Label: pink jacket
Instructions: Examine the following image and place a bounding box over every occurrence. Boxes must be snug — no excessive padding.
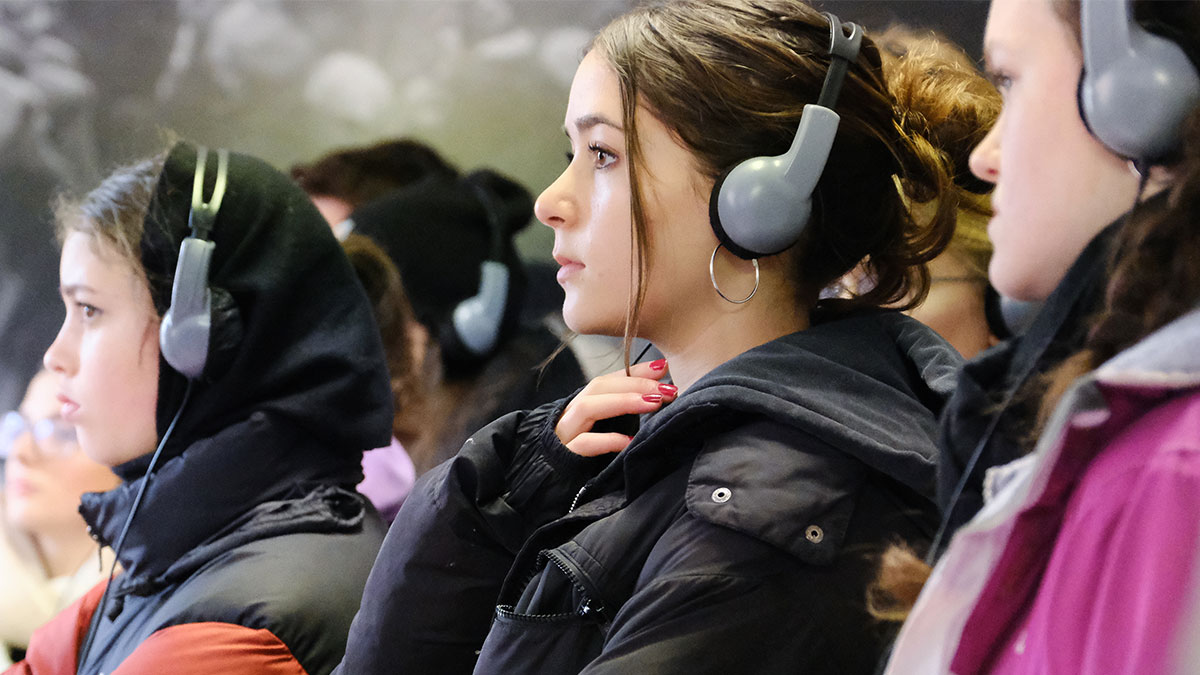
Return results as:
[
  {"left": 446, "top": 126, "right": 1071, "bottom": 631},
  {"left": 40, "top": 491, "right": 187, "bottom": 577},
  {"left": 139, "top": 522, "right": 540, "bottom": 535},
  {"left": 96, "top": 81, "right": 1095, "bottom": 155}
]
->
[{"left": 887, "top": 309, "right": 1200, "bottom": 674}]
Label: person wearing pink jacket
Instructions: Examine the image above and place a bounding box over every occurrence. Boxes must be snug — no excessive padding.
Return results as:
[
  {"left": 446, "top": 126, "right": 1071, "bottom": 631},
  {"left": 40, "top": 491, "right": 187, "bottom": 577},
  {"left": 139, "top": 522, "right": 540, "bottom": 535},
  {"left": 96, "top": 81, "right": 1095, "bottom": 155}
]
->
[{"left": 883, "top": 0, "right": 1200, "bottom": 672}]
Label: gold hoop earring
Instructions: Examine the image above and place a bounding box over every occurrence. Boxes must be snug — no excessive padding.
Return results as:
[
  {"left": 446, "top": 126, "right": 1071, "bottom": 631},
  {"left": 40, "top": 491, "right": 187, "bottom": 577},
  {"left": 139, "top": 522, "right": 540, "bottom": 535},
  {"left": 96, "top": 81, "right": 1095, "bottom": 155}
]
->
[{"left": 709, "top": 243, "right": 759, "bottom": 304}]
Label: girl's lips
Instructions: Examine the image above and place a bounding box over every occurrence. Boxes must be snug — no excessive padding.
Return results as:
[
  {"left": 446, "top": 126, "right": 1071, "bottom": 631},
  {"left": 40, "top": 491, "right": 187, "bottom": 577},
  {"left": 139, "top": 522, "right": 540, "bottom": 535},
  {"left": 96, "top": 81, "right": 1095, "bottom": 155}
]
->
[
  {"left": 553, "top": 254, "right": 584, "bottom": 283},
  {"left": 58, "top": 394, "right": 80, "bottom": 422},
  {"left": 556, "top": 262, "right": 584, "bottom": 283}
]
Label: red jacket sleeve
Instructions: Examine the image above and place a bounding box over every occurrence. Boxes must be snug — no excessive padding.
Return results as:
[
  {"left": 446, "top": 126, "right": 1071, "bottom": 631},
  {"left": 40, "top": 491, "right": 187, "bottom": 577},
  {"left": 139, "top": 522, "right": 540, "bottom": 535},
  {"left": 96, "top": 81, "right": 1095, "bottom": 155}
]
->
[
  {"left": 4, "top": 582, "right": 306, "bottom": 675},
  {"left": 112, "top": 623, "right": 307, "bottom": 675},
  {"left": 3, "top": 580, "right": 107, "bottom": 675}
]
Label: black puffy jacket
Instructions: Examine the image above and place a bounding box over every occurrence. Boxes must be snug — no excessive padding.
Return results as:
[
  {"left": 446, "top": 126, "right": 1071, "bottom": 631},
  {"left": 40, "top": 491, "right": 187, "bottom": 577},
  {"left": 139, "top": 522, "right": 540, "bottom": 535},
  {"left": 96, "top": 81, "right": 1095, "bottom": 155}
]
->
[{"left": 338, "top": 310, "right": 962, "bottom": 674}]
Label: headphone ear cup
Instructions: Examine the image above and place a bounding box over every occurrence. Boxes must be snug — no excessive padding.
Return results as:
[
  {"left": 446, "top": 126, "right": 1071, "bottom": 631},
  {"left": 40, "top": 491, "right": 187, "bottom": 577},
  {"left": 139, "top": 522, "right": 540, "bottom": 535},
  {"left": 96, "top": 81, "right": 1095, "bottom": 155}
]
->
[
  {"left": 707, "top": 166, "right": 808, "bottom": 261},
  {"left": 450, "top": 261, "right": 510, "bottom": 358},
  {"left": 708, "top": 104, "right": 840, "bottom": 260},
  {"left": 1080, "top": 40, "right": 1200, "bottom": 160},
  {"left": 1079, "top": 0, "right": 1200, "bottom": 160},
  {"left": 159, "top": 237, "right": 214, "bottom": 380}
]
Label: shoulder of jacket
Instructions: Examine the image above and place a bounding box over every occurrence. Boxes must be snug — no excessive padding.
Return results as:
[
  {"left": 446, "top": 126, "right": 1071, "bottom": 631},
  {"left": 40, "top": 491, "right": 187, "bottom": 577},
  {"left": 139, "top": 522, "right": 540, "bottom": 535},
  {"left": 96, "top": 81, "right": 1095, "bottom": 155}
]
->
[
  {"left": 116, "top": 622, "right": 306, "bottom": 674},
  {"left": 685, "top": 419, "right": 865, "bottom": 565},
  {"left": 151, "top": 521, "right": 380, "bottom": 674}
]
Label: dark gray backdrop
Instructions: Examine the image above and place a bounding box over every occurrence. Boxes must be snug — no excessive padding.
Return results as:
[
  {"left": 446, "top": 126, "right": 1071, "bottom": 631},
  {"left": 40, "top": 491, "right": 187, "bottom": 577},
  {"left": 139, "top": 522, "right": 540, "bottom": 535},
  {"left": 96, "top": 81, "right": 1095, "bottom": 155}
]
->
[{"left": 0, "top": 0, "right": 988, "bottom": 411}]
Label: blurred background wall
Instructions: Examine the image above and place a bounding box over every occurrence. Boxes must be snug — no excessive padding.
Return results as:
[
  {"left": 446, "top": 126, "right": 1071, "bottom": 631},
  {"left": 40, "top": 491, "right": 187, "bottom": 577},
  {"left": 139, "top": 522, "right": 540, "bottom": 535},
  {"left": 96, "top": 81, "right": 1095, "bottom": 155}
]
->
[{"left": 0, "top": 0, "right": 988, "bottom": 411}]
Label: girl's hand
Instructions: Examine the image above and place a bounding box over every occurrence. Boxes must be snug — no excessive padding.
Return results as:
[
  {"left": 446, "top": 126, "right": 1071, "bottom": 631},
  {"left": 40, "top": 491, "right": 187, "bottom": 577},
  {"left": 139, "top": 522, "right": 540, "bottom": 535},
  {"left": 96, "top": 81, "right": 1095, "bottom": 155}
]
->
[{"left": 556, "top": 359, "right": 677, "bottom": 456}]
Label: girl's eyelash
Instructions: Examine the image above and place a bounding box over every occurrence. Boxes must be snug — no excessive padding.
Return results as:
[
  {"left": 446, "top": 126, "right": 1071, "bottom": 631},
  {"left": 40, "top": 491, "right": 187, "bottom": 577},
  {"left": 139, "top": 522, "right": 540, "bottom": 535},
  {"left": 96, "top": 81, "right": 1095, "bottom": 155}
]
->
[
  {"left": 986, "top": 69, "right": 1012, "bottom": 90},
  {"left": 589, "top": 144, "right": 617, "bottom": 168},
  {"left": 565, "top": 144, "right": 618, "bottom": 167}
]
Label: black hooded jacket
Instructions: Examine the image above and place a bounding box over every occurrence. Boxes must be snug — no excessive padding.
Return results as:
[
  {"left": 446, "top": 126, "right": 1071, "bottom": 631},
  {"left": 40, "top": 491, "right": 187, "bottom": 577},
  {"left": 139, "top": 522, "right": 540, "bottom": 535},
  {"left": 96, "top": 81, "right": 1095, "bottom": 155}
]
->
[
  {"left": 14, "top": 143, "right": 393, "bottom": 675},
  {"left": 337, "top": 310, "right": 962, "bottom": 674}
]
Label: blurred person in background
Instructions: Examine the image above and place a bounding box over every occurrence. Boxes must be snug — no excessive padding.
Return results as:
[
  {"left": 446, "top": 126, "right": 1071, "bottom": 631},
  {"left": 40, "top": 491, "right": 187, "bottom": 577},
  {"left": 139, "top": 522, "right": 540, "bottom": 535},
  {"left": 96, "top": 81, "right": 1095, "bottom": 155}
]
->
[
  {"left": 342, "top": 233, "right": 422, "bottom": 522},
  {"left": 838, "top": 25, "right": 1002, "bottom": 359},
  {"left": 295, "top": 141, "right": 586, "bottom": 473},
  {"left": 290, "top": 137, "right": 458, "bottom": 234},
  {"left": 0, "top": 369, "right": 118, "bottom": 668}
]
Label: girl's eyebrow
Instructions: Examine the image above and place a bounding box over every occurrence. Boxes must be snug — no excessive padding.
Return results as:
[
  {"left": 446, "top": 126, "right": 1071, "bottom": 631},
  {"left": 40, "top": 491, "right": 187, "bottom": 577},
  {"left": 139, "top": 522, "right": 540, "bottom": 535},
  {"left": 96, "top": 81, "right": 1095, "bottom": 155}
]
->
[
  {"left": 981, "top": 41, "right": 1014, "bottom": 73},
  {"left": 567, "top": 112, "right": 624, "bottom": 134},
  {"left": 59, "top": 283, "right": 97, "bottom": 298}
]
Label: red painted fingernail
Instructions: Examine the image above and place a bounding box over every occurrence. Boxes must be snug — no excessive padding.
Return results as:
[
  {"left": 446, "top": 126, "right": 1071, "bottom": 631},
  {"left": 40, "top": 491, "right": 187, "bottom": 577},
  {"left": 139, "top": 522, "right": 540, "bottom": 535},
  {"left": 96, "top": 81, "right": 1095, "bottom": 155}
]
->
[
  {"left": 649, "top": 358, "right": 667, "bottom": 371},
  {"left": 642, "top": 393, "right": 663, "bottom": 403},
  {"left": 658, "top": 383, "right": 678, "bottom": 396}
]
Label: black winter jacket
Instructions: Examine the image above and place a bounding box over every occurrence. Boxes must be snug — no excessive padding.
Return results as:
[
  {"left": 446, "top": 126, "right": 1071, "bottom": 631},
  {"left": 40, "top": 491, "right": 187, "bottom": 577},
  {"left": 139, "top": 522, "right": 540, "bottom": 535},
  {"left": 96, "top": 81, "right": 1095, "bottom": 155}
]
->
[{"left": 338, "top": 310, "right": 962, "bottom": 674}]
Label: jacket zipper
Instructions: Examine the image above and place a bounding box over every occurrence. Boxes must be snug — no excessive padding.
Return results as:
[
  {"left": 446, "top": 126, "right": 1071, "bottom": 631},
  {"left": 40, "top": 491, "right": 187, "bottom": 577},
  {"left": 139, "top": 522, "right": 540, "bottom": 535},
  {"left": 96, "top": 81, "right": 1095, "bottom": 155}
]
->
[
  {"left": 494, "top": 604, "right": 578, "bottom": 623},
  {"left": 568, "top": 483, "right": 589, "bottom": 513},
  {"left": 544, "top": 549, "right": 607, "bottom": 621},
  {"left": 495, "top": 551, "right": 605, "bottom": 623}
]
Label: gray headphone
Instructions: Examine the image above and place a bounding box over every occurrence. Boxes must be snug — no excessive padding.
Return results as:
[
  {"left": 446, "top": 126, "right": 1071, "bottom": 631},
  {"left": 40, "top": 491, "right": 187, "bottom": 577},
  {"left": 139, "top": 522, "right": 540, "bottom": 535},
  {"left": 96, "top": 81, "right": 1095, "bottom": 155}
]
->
[
  {"left": 1080, "top": 0, "right": 1200, "bottom": 162},
  {"left": 159, "top": 146, "right": 229, "bottom": 380},
  {"left": 708, "top": 12, "right": 863, "bottom": 260}
]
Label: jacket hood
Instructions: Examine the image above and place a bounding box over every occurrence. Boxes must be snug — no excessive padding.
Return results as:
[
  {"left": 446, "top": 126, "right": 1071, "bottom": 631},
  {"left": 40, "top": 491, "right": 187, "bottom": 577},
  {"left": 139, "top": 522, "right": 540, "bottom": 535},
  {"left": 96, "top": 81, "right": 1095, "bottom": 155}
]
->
[
  {"left": 626, "top": 310, "right": 962, "bottom": 496},
  {"left": 116, "top": 142, "right": 393, "bottom": 479}
]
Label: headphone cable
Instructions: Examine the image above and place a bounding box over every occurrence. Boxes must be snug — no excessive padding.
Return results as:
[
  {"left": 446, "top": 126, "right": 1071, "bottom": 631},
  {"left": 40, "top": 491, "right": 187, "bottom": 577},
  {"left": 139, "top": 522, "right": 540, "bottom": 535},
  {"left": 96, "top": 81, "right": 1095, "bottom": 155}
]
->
[{"left": 76, "top": 380, "right": 194, "bottom": 674}]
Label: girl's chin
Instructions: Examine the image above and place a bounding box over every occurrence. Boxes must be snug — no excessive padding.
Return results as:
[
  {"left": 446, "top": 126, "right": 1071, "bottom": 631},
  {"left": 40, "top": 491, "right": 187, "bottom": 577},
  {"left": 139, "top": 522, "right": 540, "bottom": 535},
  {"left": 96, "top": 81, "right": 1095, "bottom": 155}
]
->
[
  {"left": 562, "top": 296, "right": 629, "bottom": 336},
  {"left": 562, "top": 315, "right": 620, "bottom": 338}
]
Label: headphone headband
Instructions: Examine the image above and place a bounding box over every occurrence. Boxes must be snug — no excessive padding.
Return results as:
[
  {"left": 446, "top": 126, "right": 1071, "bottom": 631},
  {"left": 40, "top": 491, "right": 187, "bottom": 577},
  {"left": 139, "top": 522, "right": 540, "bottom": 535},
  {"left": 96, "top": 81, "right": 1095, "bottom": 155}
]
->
[
  {"left": 161, "top": 145, "right": 229, "bottom": 380},
  {"left": 817, "top": 13, "right": 863, "bottom": 108},
  {"left": 189, "top": 147, "right": 229, "bottom": 240},
  {"left": 1080, "top": 0, "right": 1132, "bottom": 68}
]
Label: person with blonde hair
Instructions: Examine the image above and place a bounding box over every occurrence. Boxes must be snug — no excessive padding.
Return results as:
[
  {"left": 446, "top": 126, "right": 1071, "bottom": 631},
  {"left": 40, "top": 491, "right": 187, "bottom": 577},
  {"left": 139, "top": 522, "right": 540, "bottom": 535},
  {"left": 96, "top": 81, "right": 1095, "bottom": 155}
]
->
[
  {"left": 0, "top": 369, "right": 118, "bottom": 667},
  {"left": 879, "top": 25, "right": 1002, "bottom": 359}
]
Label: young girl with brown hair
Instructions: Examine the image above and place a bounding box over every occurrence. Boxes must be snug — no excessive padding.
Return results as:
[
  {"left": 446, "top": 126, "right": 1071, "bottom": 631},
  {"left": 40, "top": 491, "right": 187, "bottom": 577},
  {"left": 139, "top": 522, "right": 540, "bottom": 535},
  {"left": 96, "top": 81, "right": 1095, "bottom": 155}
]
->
[{"left": 337, "top": 1, "right": 966, "bottom": 672}]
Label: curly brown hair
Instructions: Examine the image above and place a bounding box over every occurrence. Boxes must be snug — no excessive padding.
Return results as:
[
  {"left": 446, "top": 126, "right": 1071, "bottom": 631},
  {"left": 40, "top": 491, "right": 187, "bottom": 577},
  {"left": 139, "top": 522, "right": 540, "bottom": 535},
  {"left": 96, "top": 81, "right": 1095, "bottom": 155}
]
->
[{"left": 877, "top": 24, "right": 1000, "bottom": 284}]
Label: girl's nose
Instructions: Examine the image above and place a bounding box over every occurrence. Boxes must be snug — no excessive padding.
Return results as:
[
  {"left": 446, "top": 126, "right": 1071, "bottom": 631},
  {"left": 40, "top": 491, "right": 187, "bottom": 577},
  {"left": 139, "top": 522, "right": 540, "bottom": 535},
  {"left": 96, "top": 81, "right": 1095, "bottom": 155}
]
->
[
  {"left": 43, "top": 320, "right": 76, "bottom": 377},
  {"left": 535, "top": 168, "right": 576, "bottom": 230},
  {"left": 968, "top": 121, "right": 1001, "bottom": 184}
]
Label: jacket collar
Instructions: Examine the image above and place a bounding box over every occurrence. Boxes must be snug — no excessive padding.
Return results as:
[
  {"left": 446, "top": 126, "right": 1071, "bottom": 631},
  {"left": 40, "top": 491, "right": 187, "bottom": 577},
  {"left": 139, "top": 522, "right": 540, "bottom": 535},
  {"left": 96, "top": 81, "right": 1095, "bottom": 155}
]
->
[
  {"left": 619, "top": 310, "right": 962, "bottom": 499},
  {"left": 80, "top": 411, "right": 362, "bottom": 586}
]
